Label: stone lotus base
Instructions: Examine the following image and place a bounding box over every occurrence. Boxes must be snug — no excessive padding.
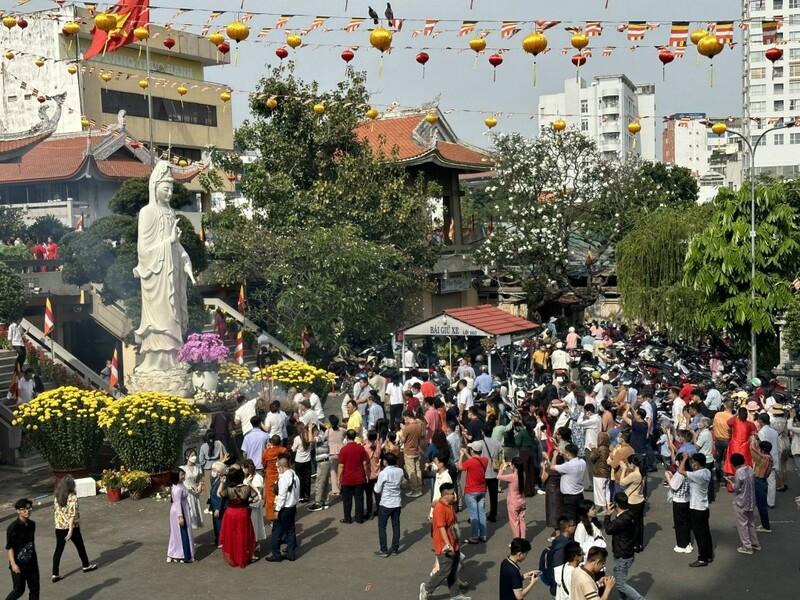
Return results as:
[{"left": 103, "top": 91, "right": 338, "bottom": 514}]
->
[{"left": 128, "top": 364, "right": 194, "bottom": 398}]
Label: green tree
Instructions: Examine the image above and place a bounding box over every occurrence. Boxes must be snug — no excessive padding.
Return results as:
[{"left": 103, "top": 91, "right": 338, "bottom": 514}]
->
[
  {"left": 27, "top": 215, "right": 70, "bottom": 243},
  {"left": 684, "top": 181, "right": 800, "bottom": 338},
  {"left": 617, "top": 205, "right": 711, "bottom": 336},
  {"left": 212, "top": 67, "right": 437, "bottom": 355},
  {"left": 107, "top": 177, "right": 193, "bottom": 216},
  {"left": 0, "top": 206, "right": 27, "bottom": 243},
  {"left": 475, "top": 128, "right": 696, "bottom": 313},
  {"left": 0, "top": 261, "right": 26, "bottom": 322}
]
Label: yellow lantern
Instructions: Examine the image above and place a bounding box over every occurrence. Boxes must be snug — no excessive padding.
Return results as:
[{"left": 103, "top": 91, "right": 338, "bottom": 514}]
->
[
  {"left": 369, "top": 27, "right": 392, "bottom": 53},
  {"left": 226, "top": 21, "right": 249, "bottom": 43},
  {"left": 552, "top": 119, "right": 567, "bottom": 131},
  {"left": 34, "top": 57, "right": 45, "bottom": 68},
  {"left": 67, "top": 65, "right": 77, "bottom": 75},
  {"left": 571, "top": 33, "right": 589, "bottom": 51},
  {"left": 62, "top": 21, "right": 81, "bottom": 36},
  {"left": 522, "top": 33, "right": 548, "bottom": 56},
  {"left": 4, "top": 51, "right": 13, "bottom": 60},
  {"left": 81, "top": 116, "right": 90, "bottom": 128},
  {"left": 101, "top": 72, "right": 112, "bottom": 82},
  {"left": 425, "top": 113, "right": 438, "bottom": 124},
  {"left": 469, "top": 37, "right": 486, "bottom": 53},
  {"left": 138, "top": 79, "right": 149, "bottom": 90},
  {"left": 2, "top": 16, "right": 17, "bottom": 30},
  {"left": 133, "top": 26, "right": 149, "bottom": 42},
  {"left": 697, "top": 34, "right": 724, "bottom": 59},
  {"left": 711, "top": 122, "right": 727, "bottom": 136},
  {"left": 178, "top": 159, "right": 188, "bottom": 167},
  {"left": 177, "top": 85, "right": 188, "bottom": 97},
  {"left": 485, "top": 116, "right": 497, "bottom": 130},
  {"left": 286, "top": 34, "right": 302, "bottom": 49},
  {"left": 313, "top": 103, "right": 325, "bottom": 115},
  {"left": 627, "top": 121, "right": 641, "bottom": 134},
  {"left": 366, "top": 108, "right": 379, "bottom": 120},
  {"left": 209, "top": 32, "right": 225, "bottom": 46},
  {"left": 94, "top": 13, "right": 117, "bottom": 33},
  {"left": 220, "top": 91, "right": 231, "bottom": 103},
  {"left": 266, "top": 97, "right": 278, "bottom": 109},
  {"left": 690, "top": 29, "right": 708, "bottom": 46}
]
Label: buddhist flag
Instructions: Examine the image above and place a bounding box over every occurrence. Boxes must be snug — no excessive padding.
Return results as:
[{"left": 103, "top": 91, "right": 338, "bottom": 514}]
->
[
  {"left": 275, "top": 15, "right": 293, "bottom": 29},
  {"left": 669, "top": 21, "right": 689, "bottom": 47},
  {"left": 716, "top": 21, "right": 734, "bottom": 45},
  {"left": 301, "top": 328, "right": 311, "bottom": 354},
  {"left": 344, "top": 17, "right": 364, "bottom": 32},
  {"left": 586, "top": 21, "right": 603, "bottom": 37},
  {"left": 626, "top": 21, "right": 646, "bottom": 41},
  {"left": 309, "top": 16, "right": 327, "bottom": 32},
  {"left": 535, "top": 21, "right": 560, "bottom": 32},
  {"left": 83, "top": 0, "right": 150, "bottom": 60},
  {"left": 238, "top": 284, "right": 246, "bottom": 312},
  {"left": 109, "top": 348, "right": 119, "bottom": 388},
  {"left": 458, "top": 21, "right": 477, "bottom": 37},
  {"left": 75, "top": 214, "right": 84, "bottom": 232},
  {"left": 500, "top": 21, "right": 519, "bottom": 39},
  {"left": 762, "top": 20, "right": 778, "bottom": 44},
  {"left": 44, "top": 298, "right": 54, "bottom": 336},
  {"left": 423, "top": 20, "right": 438, "bottom": 36},
  {"left": 234, "top": 331, "right": 244, "bottom": 365},
  {"left": 8, "top": 363, "right": 20, "bottom": 399}
]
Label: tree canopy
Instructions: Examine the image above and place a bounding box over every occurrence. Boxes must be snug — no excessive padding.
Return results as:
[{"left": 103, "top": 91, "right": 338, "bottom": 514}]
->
[
  {"left": 211, "top": 67, "right": 437, "bottom": 356},
  {"left": 0, "top": 261, "right": 26, "bottom": 323},
  {"left": 108, "top": 177, "right": 193, "bottom": 216}
]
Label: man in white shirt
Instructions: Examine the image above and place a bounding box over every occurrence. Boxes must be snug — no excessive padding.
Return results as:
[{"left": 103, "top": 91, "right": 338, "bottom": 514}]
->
[
  {"left": 385, "top": 378, "right": 405, "bottom": 430},
  {"left": 8, "top": 318, "right": 25, "bottom": 369},
  {"left": 268, "top": 457, "right": 300, "bottom": 562},
  {"left": 670, "top": 387, "right": 686, "bottom": 427},
  {"left": 457, "top": 379, "right": 474, "bottom": 420},
  {"left": 403, "top": 373, "right": 422, "bottom": 392},
  {"left": 263, "top": 400, "right": 288, "bottom": 440},
  {"left": 551, "top": 342, "right": 570, "bottom": 372},
  {"left": 554, "top": 542, "right": 584, "bottom": 600},
  {"left": 403, "top": 346, "right": 417, "bottom": 369},
  {"left": 234, "top": 396, "right": 258, "bottom": 435},
  {"left": 16, "top": 369, "right": 37, "bottom": 405},
  {"left": 301, "top": 388, "right": 324, "bottom": 422},
  {"left": 576, "top": 403, "right": 601, "bottom": 452},
  {"left": 374, "top": 453, "right": 404, "bottom": 556},
  {"left": 552, "top": 444, "right": 586, "bottom": 521}
]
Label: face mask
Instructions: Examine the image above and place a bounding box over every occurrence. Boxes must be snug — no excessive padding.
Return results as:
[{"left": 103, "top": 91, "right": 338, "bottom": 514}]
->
[{"left": 188, "top": 456, "right": 197, "bottom": 464}]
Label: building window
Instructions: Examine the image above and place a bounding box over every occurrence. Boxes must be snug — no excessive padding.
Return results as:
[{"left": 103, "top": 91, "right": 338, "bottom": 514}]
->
[
  {"left": 774, "top": 83, "right": 785, "bottom": 94},
  {"left": 580, "top": 100, "right": 588, "bottom": 114},
  {"left": 790, "top": 64, "right": 800, "bottom": 78},
  {"left": 790, "top": 30, "right": 800, "bottom": 42},
  {"left": 790, "top": 99, "right": 800, "bottom": 110},
  {"left": 100, "top": 89, "right": 218, "bottom": 127},
  {"left": 7, "top": 96, "right": 16, "bottom": 102},
  {"left": 774, "top": 66, "right": 784, "bottom": 78},
  {"left": 775, "top": 100, "right": 785, "bottom": 111},
  {"left": 774, "top": 0, "right": 783, "bottom": 9},
  {"left": 790, "top": 132, "right": 800, "bottom": 144},
  {"left": 581, "top": 119, "right": 589, "bottom": 131},
  {"left": 774, "top": 133, "right": 784, "bottom": 145},
  {"left": 751, "top": 67, "right": 767, "bottom": 79},
  {"left": 751, "top": 101, "right": 767, "bottom": 112},
  {"left": 789, "top": 0, "right": 799, "bottom": 8},
  {"left": 751, "top": 51, "right": 765, "bottom": 63},
  {"left": 751, "top": 84, "right": 767, "bottom": 96},
  {"left": 790, "top": 48, "right": 800, "bottom": 60},
  {"left": 790, "top": 81, "right": 800, "bottom": 93}
]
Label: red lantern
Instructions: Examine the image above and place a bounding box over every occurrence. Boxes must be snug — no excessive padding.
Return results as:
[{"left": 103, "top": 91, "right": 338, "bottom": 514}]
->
[
  {"left": 488, "top": 53, "right": 503, "bottom": 82},
  {"left": 217, "top": 42, "right": 230, "bottom": 55},
  {"left": 658, "top": 49, "right": 675, "bottom": 81},
  {"left": 341, "top": 48, "right": 354, "bottom": 74},
  {"left": 227, "top": 174, "right": 237, "bottom": 182},
  {"left": 163, "top": 37, "right": 175, "bottom": 50},
  {"left": 416, "top": 51, "right": 429, "bottom": 78},
  {"left": 766, "top": 47, "right": 783, "bottom": 63},
  {"left": 37, "top": 95, "right": 46, "bottom": 103},
  {"left": 276, "top": 46, "right": 289, "bottom": 60},
  {"left": 17, "top": 18, "right": 27, "bottom": 30},
  {"left": 571, "top": 53, "right": 587, "bottom": 68}
]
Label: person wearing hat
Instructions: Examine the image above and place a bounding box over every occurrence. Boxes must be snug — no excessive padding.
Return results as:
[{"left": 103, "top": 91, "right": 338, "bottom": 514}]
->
[
  {"left": 551, "top": 342, "right": 569, "bottom": 376},
  {"left": 459, "top": 441, "right": 488, "bottom": 543},
  {"left": 566, "top": 326, "right": 580, "bottom": 351}
]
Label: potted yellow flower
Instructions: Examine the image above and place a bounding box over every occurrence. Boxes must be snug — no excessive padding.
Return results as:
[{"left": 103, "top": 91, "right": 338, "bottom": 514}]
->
[
  {"left": 97, "top": 391, "right": 199, "bottom": 491},
  {"left": 121, "top": 470, "right": 151, "bottom": 500},
  {"left": 11, "top": 386, "right": 112, "bottom": 486},
  {"left": 257, "top": 360, "right": 336, "bottom": 400}
]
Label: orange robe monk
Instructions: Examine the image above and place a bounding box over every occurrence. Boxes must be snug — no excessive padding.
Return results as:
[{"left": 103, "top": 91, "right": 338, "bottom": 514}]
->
[{"left": 262, "top": 444, "right": 285, "bottom": 521}]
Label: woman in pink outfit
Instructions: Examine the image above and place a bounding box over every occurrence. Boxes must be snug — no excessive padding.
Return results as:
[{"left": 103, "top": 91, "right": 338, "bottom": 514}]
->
[{"left": 498, "top": 457, "right": 527, "bottom": 539}]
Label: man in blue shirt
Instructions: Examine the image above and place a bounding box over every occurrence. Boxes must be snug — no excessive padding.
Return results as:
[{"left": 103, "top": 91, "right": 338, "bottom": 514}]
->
[
  {"left": 374, "top": 453, "right": 404, "bottom": 556},
  {"left": 474, "top": 366, "right": 493, "bottom": 396},
  {"left": 240, "top": 416, "right": 270, "bottom": 472}
]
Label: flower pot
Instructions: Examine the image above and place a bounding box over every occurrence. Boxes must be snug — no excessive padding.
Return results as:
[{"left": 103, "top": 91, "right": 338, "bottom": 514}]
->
[
  {"left": 52, "top": 468, "right": 90, "bottom": 492},
  {"left": 192, "top": 371, "right": 219, "bottom": 395},
  {"left": 146, "top": 470, "right": 175, "bottom": 494},
  {"left": 129, "top": 489, "right": 144, "bottom": 501},
  {"left": 106, "top": 487, "right": 123, "bottom": 503}
]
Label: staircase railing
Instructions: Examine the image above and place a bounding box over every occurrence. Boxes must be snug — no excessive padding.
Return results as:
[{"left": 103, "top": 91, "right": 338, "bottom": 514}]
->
[
  {"left": 21, "top": 318, "right": 120, "bottom": 397},
  {"left": 203, "top": 298, "right": 305, "bottom": 363}
]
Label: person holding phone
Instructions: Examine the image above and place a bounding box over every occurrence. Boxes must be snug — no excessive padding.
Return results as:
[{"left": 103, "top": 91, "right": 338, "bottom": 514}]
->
[
  {"left": 500, "top": 537, "right": 540, "bottom": 600},
  {"left": 419, "top": 483, "right": 468, "bottom": 600}
]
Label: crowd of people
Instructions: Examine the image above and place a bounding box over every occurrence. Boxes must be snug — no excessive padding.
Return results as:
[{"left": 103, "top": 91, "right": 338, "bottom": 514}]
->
[{"left": 6, "top": 320, "right": 800, "bottom": 599}]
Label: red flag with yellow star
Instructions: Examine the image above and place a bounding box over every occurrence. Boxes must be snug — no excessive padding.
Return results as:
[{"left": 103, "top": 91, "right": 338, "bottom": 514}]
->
[{"left": 83, "top": 0, "right": 150, "bottom": 60}]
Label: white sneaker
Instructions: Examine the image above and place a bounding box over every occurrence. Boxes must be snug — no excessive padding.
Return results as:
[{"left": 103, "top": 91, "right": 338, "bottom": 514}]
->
[
  {"left": 673, "top": 545, "right": 684, "bottom": 553},
  {"left": 682, "top": 545, "right": 693, "bottom": 554},
  {"left": 419, "top": 582, "right": 429, "bottom": 600}
]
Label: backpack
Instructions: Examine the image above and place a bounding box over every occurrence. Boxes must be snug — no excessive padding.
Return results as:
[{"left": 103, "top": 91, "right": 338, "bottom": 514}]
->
[{"left": 538, "top": 536, "right": 568, "bottom": 594}]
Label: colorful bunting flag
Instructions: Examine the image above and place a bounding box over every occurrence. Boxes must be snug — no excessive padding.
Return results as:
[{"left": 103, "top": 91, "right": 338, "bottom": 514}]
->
[
  {"left": 310, "top": 16, "right": 327, "bottom": 32},
  {"left": 586, "top": 21, "right": 603, "bottom": 37},
  {"left": 344, "top": 17, "right": 363, "bottom": 32},
  {"left": 459, "top": 21, "right": 477, "bottom": 37},
  {"left": 238, "top": 284, "right": 246, "bottom": 312},
  {"left": 234, "top": 331, "right": 244, "bottom": 364},
  {"left": 715, "top": 21, "right": 734, "bottom": 44},
  {"left": 423, "top": 20, "right": 438, "bottom": 36},
  {"left": 669, "top": 21, "right": 689, "bottom": 47},
  {"left": 257, "top": 27, "right": 270, "bottom": 38},
  {"left": 109, "top": 348, "right": 119, "bottom": 388},
  {"left": 44, "top": 298, "right": 54, "bottom": 336},
  {"left": 500, "top": 21, "right": 519, "bottom": 39},
  {"left": 275, "top": 15, "right": 293, "bottom": 29},
  {"left": 761, "top": 20, "right": 778, "bottom": 44},
  {"left": 626, "top": 22, "right": 646, "bottom": 41},
  {"left": 535, "top": 21, "right": 560, "bottom": 32}
]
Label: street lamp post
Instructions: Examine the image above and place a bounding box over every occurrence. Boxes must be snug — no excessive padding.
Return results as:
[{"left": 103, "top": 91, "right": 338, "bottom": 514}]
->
[{"left": 709, "top": 119, "right": 795, "bottom": 380}]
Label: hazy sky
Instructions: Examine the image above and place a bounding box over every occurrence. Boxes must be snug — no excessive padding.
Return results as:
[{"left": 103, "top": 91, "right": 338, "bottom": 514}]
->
[{"left": 23, "top": 0, "right": 744, "bottom": 149}]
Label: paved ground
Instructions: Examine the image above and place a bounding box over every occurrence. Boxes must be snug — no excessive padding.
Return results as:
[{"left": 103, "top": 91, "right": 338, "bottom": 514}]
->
[{"left": 0, "top": 463, "right": 797, "bottom": 600}]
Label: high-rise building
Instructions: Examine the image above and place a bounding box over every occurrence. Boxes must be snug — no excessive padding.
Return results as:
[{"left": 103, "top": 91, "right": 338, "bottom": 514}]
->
[
  {"left": 537, "top": 75, "right": 656, "bottom": 162},
  {"left": 0, "top": 6, "right": 233, "bottom": 163},
  {"left": 746, "top": 0, "right": 800, "bottom": 177}
]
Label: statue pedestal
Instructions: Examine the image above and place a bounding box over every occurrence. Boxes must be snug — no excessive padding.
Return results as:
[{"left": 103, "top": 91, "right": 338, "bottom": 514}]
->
[{"left": 128, "top": 363, "right": 194, "bottom": 398}]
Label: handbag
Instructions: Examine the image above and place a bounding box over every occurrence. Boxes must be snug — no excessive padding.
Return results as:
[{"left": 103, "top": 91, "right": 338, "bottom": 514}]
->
[
  {"left": 483, "top": 439, "right": 504, "bottom": 472},
  {"left": 16, "top": 542, "right": 34, "bottom": 565}
]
